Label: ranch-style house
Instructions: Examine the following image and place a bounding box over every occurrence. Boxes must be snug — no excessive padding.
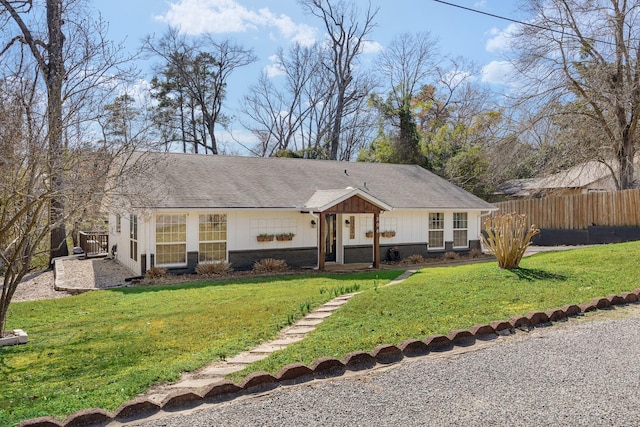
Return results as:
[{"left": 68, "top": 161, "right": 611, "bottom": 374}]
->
[{"left": 108, "top": 152, "right": 497, "bottom": 274}]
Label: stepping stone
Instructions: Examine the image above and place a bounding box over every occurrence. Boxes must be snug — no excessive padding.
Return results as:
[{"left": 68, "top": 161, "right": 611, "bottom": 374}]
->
[
  {"left": 315, "top": 306, "right": 338, "bottom": 312},
  {"left": 146, "top": 393, "right": 168, "bottom": 406},
  {"left": 305, "top": 312, "right": 333, "bottom": 319},
  {"left": 250, "top": 344, "right": 285, "bottom": 354},
  {"left": 323, "top": 300, "right": 348, "bottom": 307},
  {"left": 284, "top": 326, "right": 316, "bottom": 334},
  {"left": 295, "top": 319, "right": 323, "bottom": 326},
  {"left": 168, "top": 378, "right": 218, "bottom": 389},
  {"left": 227, "top": 353, "right": 270, "bottom": 364},
  {"left": 270, "top": 336, "right": 305, "bottom": 345},
  {"left": 200, "top": 364, "right": 247, "bottom": 376}
]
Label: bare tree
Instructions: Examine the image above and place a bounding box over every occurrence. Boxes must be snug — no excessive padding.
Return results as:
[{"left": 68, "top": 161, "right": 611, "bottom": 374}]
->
[
  {"left": 510, "top": 0, "right": 640, "bottom": 189},
  {"left": 0, "top": 0, "right": 69, "bottom": 260},
  {"left": 0, "top": 0, "right": 142, "bottom": 335},
  {"left": 299, "top": 0, "right": 378, "bottom": 159},
  {"left": 241, "top": 44, "right": 320, "bottom": 156},
  {"left": 0, "top": 0, "right": 138, "bottom": 260},
  {"left": 145, "top": 29, "right": 256, "bottom": 154}
]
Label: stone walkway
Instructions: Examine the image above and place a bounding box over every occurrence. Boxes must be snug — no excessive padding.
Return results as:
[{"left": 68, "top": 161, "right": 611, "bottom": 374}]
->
[{"left": 142, "top": 269, "right": 417, "bottom": 404}]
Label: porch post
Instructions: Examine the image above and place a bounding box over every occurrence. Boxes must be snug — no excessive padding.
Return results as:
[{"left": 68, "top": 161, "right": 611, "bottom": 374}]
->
[
  {"left": 318, "top": 212, "right": 325, "bottom": 271},
  {"left": 373, "top": 212, "right": 380, "bottom": 268}
]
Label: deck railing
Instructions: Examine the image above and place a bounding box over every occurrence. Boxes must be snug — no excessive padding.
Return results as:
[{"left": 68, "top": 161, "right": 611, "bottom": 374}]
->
[{"left": 79, "top": 231, "right": 109, "bottom": 257}]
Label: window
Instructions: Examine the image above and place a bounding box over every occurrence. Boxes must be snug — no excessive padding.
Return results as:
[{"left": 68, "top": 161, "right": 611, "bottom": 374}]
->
[
  {"left": 429, "top": 213, "right": 444, "bottom": 249},
  {"left": 116, "top": 214, "right": 121, "bottom": 233},
  {"left": 453, "top": 212, "right": 468, "bottom": 248},
  {"left": 156, "top": 214, "right": 186, "bottom": 265},
  {"left": 199, "top": 214, "right": 227, "bottom": 262},
  {"left": 129, "top": 214, "right": 138, "bottom": 261}
]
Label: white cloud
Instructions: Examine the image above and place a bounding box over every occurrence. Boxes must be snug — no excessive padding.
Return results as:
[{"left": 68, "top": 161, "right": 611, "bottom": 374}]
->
[
  {"left": 485, "top": 23, "right": 519, "bottom": 53},
  {"left": 361, "top": 40, "right": 383, "bottom": 55},
  {"left": 444, "top": 69, "right": 476, "bottom": 86},
  {"left": 473, "top": 1, "right": 487, "bottom": 8},
  {"left": 481, "top": 60, "right": 514, "bottom": 85},
  {"left": 265, "top": 55, "right": 286, "bottom": 78},
  {"left": 157, "top": 0, "right": 317, "bottom": 45},
  {"left": 126, "top": 79, "right": 153, "bottom": 106}
]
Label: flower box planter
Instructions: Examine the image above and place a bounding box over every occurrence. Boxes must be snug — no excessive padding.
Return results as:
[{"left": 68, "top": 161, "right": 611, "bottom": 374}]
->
[
  {"left": 366, "top": 231, "right": 396, "bottom": 238},
  {"left": 276, "top": 233, "right": 295, "bottom": 241},
  {"left": 256, "top": 234, "right": 275, "bottom": 242}
]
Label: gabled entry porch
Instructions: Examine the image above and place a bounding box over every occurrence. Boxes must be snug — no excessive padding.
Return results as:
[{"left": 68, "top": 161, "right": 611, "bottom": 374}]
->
[{"left": 303, "top": 188, "right": 393, "bottom": 271}]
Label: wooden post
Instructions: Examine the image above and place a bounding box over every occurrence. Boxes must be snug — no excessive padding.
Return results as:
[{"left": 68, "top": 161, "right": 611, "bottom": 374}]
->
[
  {"left": 373, "top": 212, "right": 380, "bottom": 268},
  {"left": 318, "top": 212, "right": 325, "bottom": 271}
]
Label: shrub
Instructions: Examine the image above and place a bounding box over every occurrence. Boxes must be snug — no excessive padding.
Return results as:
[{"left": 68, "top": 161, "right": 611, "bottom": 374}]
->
[
  {"left": 253, "top": 258, "right": 288, "bottom": 273},
  {"left": 481, "top": 212, "right": 540, "bottom": 269},
  {"left": 469, "top": 247, "right": 483, "bottom": 258},
  {"left": 443, "top": 251, "right": 459, "bottom": 260},
  {"left": 402, "top": 254, "right": 425, "bottom": 265},
  {"left": 145, "top": 267, "right": 167, "bottom": 279},
  {"left": 196, "top": 261, "right": 233, "bottom": 275}
]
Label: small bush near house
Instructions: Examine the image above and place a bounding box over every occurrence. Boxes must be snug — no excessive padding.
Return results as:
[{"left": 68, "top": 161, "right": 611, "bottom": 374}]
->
[
  {"left": 401, "top": 254, "right": 425, "bottom": 265},
  {"left": 469, "top": 247, "right": 483, "bottom": 258},
  {"left": 443, "top": 251, "right": 459, "bottom": 260},
  {"left": 146, "top": 267, "right": 167, "bottom": 278},
  {"left": 253, "top": 258, "right": 288, "bottom": 273},
  {"left": 196, "top": 261, "right": 233, "bottom": 275}
]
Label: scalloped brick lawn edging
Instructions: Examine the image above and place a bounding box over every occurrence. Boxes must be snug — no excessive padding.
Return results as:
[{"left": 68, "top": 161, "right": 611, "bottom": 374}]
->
[{"left": 17, "top": 288, "right": 640, "bottom": 427}]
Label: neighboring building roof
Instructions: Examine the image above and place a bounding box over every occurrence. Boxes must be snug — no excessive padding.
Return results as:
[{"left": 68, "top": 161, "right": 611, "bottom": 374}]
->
[
  {"left": 125, "top": 152, "right": 496, "bottom": 211},
  {"left": 497, "top": 159, "right": 635, "bottom": 198}
]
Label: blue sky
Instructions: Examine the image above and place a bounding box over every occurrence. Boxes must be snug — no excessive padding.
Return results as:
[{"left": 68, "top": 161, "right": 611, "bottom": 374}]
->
[{"left": 91, "top": 0, "right": 520, "bottom": 150}]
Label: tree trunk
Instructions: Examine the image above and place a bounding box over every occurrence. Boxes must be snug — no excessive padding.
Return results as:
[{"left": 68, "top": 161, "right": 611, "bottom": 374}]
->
[
  {"left": 618, "top": 129, "right": 636, "bottom": 190},
  {"left": 329, "top": 99, "right": 343, "bottom": 160},
  {"left": 47, "top": 0, "right": 68, "bottom": 261}
]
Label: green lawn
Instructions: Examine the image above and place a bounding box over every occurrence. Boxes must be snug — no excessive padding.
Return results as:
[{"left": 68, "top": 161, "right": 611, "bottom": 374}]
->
[
  {"left": 230, "top": 242, "right": 640, "bottom": 379},
  {"left": 2, "top": 242, "right": 640, "bottom": 426},
  {"left": 0, "top": 271, "right": 400, "bottom": 426}
]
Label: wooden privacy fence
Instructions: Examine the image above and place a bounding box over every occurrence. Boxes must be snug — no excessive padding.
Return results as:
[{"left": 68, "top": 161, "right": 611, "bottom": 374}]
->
[{"left": 494, "top": 188, "right": 640, "bottom": 230}]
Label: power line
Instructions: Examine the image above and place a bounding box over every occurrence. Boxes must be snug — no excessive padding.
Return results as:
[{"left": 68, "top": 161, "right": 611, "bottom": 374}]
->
[
  {"left": 433, "top": 0, "right": 551, "bottom": 32},
  {"left": 432, "top": 0, "right": 617, "bottom": 47}
]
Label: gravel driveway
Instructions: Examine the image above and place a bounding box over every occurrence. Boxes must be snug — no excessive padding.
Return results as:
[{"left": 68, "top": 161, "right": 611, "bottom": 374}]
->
[{"left": 129, "top": 305, "right": 640, "bottom": 427}]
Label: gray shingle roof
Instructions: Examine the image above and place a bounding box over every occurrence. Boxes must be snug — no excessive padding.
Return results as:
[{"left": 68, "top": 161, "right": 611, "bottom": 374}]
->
[{"left": 129, "top": 152, "right": 495, "bottom": 211}]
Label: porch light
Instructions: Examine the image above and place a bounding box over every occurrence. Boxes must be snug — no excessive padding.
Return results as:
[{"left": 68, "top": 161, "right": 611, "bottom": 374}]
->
[
  {"left": 310, "top": 219, "right": 317, "bottom": 227},
  {"left": 345, "top": 219, "right": 350, "bottom": 226}
]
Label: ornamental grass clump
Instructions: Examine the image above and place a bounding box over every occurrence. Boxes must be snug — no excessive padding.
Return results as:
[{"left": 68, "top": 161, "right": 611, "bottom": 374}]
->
[
  {"left": 253, "top": 258, "right": 288, "bottom": 273},
  {"left": 145, "top": 267, "right": 167, "bottom": 278},
  {"left": 401, "top": 254, "right": 425, "bottom": 265},
  {"left": 196, "top": 261, "right": 233, "bottom": 275},
  {"left": 482, "top": 213, "right": 540, "bottom": 269}
]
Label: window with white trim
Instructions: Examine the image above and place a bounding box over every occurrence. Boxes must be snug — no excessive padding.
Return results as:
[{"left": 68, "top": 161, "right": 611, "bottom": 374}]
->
[
  {"left": 129, "top": 214, "right": 137, "bottom": 261},
  {"left": 156, "top": 214, "right": 187, "bottom": 265},
  {"left": 199, "top": 213, "right": 227, "bottom": 262},
  {"left": 428, "top": 213, "right": 444, "bottom": 249},
  {"left": 453, "top": 212, "right": 468, "bottom": 248}
]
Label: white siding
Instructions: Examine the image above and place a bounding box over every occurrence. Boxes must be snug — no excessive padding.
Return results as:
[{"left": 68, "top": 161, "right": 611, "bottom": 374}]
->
[
  {"left": 108, "top": 212, "right": 143, "bottom": 274},
  {"left": 109, "top": 208, "right": 487, "bottom": 270}
]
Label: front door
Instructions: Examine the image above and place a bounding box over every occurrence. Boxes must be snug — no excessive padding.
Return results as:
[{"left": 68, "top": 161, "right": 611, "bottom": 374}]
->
[{"left": 325, "top": 214, "right": 337, "bottom": 262}]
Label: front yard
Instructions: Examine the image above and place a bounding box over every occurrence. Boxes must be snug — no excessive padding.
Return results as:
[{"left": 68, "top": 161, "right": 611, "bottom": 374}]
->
[
  {"left": 0, "top": 271, "right": 400, "bottom": 425},
  {"left": 2, "top": 241, "right": 640, "bottom": 425}
]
